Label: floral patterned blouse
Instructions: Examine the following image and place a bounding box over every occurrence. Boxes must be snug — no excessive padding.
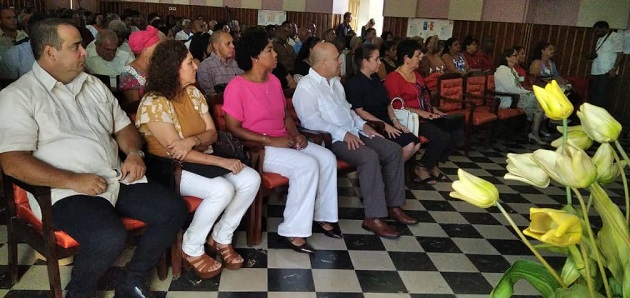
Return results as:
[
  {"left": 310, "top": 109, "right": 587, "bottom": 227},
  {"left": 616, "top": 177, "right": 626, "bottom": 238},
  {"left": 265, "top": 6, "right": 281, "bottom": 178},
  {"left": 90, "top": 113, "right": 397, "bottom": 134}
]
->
[
  {"left": 119, "top": 65, "right": 146, "bottom": 97},
  {"left": 136, "top": 86, "right": 208, "bottom": 158}
]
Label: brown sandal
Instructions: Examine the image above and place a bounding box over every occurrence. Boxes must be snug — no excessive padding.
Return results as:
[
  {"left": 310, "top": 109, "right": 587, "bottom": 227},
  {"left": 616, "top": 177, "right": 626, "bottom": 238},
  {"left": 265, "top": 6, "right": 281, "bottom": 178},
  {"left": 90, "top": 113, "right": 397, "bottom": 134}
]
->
[
  {"left": 182, "top": 252, "right": 222, "bottom": 279},
  {"left": 207, "top": 238, "right": 244, "bottom": 270}
]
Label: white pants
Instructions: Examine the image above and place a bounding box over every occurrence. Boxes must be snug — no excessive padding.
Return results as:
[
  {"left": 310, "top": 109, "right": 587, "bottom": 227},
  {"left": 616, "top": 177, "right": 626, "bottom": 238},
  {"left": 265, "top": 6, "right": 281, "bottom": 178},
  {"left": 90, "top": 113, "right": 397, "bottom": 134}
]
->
[
  {"left": 179, "top": 166, "right": 260, "bottom": 257},
  {"left": 263, "top": 142, "right": 338, "bottom": 237}
]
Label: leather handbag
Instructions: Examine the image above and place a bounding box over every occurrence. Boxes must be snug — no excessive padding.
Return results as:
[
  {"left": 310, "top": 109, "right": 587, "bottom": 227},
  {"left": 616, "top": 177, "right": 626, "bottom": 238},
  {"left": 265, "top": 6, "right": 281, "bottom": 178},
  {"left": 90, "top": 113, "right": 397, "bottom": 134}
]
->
[
  {"left": 211, "top": 131, "right": 251, "bottom": 166},
  {"left": 390, "top": 97, "right": 420, "bottom": 136}
]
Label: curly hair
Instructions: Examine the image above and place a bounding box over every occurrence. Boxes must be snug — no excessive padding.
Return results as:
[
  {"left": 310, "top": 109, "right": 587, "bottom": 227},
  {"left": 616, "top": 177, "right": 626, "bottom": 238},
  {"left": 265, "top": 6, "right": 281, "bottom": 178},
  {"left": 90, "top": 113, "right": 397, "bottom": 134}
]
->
[
  {"left": 145, "top": 39, "right": 189, "bottom": 99},
  {"left": 235, "top": 27, "right": 270, "bottom": 71}
]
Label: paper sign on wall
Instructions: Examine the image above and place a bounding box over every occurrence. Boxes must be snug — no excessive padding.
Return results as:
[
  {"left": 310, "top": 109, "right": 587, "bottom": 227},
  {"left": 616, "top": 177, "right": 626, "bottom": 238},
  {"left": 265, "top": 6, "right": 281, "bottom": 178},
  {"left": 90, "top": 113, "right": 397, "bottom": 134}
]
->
[
  {"left": 258, "top": 10, "right": 287, "bottom": 26},
  {"left": 407, "top": 18, "right": 453, "bottom": 40}
]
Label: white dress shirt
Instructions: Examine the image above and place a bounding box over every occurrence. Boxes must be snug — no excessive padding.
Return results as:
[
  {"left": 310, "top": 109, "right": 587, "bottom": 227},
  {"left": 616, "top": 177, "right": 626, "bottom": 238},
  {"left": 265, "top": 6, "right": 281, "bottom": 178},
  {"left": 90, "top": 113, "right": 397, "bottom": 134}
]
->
[
  {"left": 85, "top": 40, "right": 134, "bottom": 87},
  {"left": 293, "top": 68, "right": 367, "bottom": 143},
  {"left": 591, "top": 31, "right": 623, "bottom": 75}
]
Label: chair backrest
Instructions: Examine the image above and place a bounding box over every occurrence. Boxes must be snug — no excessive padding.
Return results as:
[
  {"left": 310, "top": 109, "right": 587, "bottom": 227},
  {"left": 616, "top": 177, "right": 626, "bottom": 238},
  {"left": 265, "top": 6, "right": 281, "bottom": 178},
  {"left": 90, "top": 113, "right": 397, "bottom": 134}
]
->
[
  {"left": 285, "top": 96, "right": 301, "bottom": 127},
  {"left": 436, "top": 73, "right": 464, "bottom": 112},
  {"left": 207, "top": 93, "right": 227, "bottom": 131},
  {"left": 486, "top": 74, "right": 496, "bottom": 91},
  {"left": 465, "top": 72, "right": 487, "bottom": 106}
]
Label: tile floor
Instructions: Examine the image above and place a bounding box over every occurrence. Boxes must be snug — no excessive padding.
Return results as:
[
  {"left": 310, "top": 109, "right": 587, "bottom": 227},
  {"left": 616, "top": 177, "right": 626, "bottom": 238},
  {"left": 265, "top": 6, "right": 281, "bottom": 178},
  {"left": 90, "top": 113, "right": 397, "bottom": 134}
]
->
[{"left": 1, "top": 134, "right": 629, "bottom": 298}]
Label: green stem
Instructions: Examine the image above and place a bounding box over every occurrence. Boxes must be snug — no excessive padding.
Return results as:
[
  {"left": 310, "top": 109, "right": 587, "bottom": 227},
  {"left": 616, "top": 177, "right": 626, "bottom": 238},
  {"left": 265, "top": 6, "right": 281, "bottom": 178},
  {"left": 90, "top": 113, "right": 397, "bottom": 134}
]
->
[
  {"left": 578, "top": 242, "right": 596, "bottom": 298},
  {"left": 572, "top": 187, "right": 612, "bottom": 298},
  {"left": 615, "top": 140, "right": 630, "bottom": 165},
  {"left": 612, "top": 150, "right": 629, "bottom": 224},
  {"left": 496, "top": 202, "right": 567, "bottom": 288},
  {"left": 562, "top": 118, "right": 571, "bottom": 205}
]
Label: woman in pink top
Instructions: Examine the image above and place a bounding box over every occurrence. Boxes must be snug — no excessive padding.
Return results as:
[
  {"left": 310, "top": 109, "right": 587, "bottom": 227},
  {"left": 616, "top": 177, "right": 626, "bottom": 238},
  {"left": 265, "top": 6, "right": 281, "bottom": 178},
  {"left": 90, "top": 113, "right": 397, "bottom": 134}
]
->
[{"left": 223, "top": 28, "right": 340, "bottom": 254}]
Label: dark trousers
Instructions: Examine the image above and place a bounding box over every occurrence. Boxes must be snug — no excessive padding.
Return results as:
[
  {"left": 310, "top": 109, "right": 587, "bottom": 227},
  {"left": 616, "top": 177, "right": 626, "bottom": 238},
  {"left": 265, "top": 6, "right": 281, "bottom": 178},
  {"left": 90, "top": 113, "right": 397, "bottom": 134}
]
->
[
  {"left": 589, "top": 74, "right": 614, "bottom": 111},
  {"left": 418, "top": 121, "right": 464, "bottom": 168},
  {"left": 330, "top": 135, "right": 405, "bottom": 218},
  {"left": 52, "top": 180, "right": 187, "bottom": 297}
]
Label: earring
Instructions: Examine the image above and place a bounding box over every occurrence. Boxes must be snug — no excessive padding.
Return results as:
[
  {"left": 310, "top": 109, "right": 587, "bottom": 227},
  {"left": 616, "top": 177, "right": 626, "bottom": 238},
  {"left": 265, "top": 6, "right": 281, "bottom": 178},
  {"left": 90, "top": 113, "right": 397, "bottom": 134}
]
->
[{"left": 255, "top": 58, "right": 259, "bottom": 62}]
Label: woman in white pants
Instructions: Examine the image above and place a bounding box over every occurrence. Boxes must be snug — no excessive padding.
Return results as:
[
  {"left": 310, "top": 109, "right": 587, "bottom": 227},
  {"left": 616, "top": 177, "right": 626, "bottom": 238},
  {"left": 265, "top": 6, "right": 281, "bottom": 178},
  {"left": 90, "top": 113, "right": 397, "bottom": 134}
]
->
[
  {"left": 137, "top": 40, "right": 260, "bottom": 279},
  {"left": 223, "top": 27, "right": 341, "bottom": 254}
]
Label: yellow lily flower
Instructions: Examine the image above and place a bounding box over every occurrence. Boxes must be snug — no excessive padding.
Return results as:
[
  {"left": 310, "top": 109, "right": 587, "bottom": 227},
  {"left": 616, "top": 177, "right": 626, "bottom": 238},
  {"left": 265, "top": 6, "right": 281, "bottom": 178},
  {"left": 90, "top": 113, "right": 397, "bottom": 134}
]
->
[
  {"left": 531, "top": 141, "right": 598, "bottom": 188},
  {"left": 450, "top": 169, "right": 498, "bottom": 208},
  {"left": 550, "top": 129, "right": 593, "bottom": 150},
  {"left": 592, "top": 143, "right": 627, "bottom": 185},
  {"left": 532, "top": 80, "right": 574, "bottom": 120},
  {"left": 505, "top": 153, "right": 550, "bottom": 188},
  {"left": 523, "top": 208, "right": 582, "bottom": 247},
  {"left": 577, "top": 103, "right": 622, "bottom": 143}
]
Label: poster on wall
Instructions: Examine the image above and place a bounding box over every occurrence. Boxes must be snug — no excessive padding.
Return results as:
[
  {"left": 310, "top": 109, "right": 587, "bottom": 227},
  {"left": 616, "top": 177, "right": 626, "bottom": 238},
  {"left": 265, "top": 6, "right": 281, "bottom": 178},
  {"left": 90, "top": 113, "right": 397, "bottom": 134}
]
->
[
  {"left": 258, "top": 10, "right": 287, "bottom": 26},
  {"left": 406, "top": 18, "right": 453, "bottom": 40}
]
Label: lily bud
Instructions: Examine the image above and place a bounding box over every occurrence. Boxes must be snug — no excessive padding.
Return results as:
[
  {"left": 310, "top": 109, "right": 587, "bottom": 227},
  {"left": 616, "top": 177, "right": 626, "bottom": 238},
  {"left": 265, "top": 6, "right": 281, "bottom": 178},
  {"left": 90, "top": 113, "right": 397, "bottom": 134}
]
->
[
  {"left": 550, "top": 129, "right": 593, "bottom": 150},
  {"left": 450, "top": 169, "right": 498, "bottom": 208},
  {"left": 523, "top": 208, "right": 582, "bottom": 247},
  {"left": 531, "top": 142, "right": 598, "bottom": 188},
  {"left": 577, "top": 103, "right": 622, "bottom": 143},
  {"left": 505, "top": 153, "right": 550, "bottom": 188},
  {"left": 532, "top": 80, "right": 574, "bottom": 120},
  {"left": 592, "top": 143, "right": 627, "bottom": 185}
]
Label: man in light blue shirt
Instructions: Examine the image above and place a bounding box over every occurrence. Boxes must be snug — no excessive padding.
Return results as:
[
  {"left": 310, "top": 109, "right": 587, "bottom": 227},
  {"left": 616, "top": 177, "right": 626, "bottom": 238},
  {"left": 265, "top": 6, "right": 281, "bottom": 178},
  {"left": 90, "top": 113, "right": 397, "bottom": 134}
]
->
[{"left": 0, "top": 13, "right": 45, "bottom": 79}]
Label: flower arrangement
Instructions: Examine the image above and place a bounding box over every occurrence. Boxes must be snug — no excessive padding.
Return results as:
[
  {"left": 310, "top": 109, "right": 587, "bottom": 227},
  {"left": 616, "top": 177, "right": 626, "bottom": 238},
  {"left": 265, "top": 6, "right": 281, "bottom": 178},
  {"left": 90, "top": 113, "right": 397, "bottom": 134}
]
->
[{"left": 450, "top": 80, "right": 629, "bottom": 297}]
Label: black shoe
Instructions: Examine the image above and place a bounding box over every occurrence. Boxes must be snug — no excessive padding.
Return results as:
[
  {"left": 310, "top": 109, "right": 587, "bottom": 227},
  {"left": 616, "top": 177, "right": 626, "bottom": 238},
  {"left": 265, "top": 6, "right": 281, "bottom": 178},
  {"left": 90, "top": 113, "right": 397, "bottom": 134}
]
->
[
  {"left": 285, "top": 237, "right": 316, "bottom": 254},
  {"left": 114, "top": 282, "right": 155, "bottom": 298},
  {"left": 315, "top": 221, "right": 343, "bottom": 239}
]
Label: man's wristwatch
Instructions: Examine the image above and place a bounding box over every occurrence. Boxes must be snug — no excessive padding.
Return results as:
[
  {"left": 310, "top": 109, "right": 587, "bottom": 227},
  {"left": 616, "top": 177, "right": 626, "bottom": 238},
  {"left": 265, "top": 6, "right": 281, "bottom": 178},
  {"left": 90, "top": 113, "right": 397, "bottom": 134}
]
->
[{"left": 127, "top": 150, "right": 145, "bottom": 158}]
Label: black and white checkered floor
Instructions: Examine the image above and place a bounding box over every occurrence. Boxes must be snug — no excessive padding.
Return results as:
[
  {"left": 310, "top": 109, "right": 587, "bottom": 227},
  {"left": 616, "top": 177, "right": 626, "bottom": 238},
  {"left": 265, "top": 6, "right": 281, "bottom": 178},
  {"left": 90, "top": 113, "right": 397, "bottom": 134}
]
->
[{"left": 1, "top": 134, "right": 629, "bottom": 298}]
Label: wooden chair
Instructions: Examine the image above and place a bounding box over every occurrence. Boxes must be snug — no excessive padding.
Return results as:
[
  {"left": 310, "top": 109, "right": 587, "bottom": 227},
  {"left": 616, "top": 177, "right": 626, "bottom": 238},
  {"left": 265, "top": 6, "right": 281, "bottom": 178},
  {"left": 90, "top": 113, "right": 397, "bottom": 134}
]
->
[
  {"left": 482, "top": 73, "right": 527, "bottom": 137},
  {"left": 436, "top": 73, "right": 497, "bottom": 156},
  {"left": 2, "top": 173, "right": 168, "bottom": 298}
]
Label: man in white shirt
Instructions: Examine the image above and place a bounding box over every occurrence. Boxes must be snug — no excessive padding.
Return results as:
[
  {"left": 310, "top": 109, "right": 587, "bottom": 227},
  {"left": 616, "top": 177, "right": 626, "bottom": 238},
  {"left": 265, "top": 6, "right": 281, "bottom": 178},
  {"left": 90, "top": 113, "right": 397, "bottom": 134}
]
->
[
  {"left": 0, "top": 18, "right": 186, "bottom": 298},
  {"left": 293, "top": 42, "right": 419, "bottom": 240},
  {"left": 589, "top": 21, "right": 623, "bottom": 111},
  {"left": 85, "top": 29, "right": 134, "bottom": 88},
  {"left": 175, "top": 19, "right": 192, "bottom": 41}
]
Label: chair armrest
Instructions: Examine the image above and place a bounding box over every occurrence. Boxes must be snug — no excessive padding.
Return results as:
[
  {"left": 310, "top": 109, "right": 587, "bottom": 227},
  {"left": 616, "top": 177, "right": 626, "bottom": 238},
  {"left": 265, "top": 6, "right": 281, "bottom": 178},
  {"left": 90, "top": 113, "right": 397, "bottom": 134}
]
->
[
  {"left": 297, "top": 128, "right": 332, "bottom": 147},
  {"left": 3, "top": 173, "right": 51, "bottom": 210},
  {"left": 366, "top": 120, "right": 385, "bottom": 135}
]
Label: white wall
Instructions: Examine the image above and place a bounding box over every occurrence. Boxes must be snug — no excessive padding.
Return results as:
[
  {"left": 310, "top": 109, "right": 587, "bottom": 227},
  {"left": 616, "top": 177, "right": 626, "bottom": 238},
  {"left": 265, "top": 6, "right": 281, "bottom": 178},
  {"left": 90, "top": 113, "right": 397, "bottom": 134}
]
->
[{"left": 357, "top": 0, "right": 384, "bottom": 36}]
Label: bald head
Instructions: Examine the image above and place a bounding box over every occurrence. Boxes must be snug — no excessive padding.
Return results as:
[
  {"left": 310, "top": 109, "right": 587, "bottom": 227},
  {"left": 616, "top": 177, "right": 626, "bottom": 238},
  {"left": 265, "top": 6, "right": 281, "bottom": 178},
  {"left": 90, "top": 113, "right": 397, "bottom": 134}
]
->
[
  {"left": 311, "top": 42, "right": 340, "bottom": 79},
  {"left": 210, "top": 30, "right": 230, "bottom": 45}
]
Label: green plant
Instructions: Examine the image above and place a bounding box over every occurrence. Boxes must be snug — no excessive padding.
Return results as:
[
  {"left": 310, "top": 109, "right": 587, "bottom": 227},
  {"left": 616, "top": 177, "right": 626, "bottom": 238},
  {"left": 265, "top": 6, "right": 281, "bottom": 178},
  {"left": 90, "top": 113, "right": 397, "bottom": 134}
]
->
[{"left": 450, "top": 81, "right": 629, "bottom": 297}]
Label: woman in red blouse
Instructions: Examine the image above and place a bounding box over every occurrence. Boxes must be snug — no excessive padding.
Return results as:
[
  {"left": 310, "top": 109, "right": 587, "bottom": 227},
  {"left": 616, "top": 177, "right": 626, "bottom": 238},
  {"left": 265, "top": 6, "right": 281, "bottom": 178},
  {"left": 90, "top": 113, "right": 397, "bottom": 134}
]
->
[{"left": 384, "top": 40, "right": 464, "bottom": 185}]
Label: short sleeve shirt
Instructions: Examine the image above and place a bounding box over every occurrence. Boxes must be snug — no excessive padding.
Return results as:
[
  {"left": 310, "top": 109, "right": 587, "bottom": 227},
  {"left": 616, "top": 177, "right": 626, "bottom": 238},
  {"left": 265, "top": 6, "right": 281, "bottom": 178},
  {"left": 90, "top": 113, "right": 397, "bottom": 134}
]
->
[
  {"left": 136, "top": 86, "right": 208, "bottom": 158},
  {"left": 0, "top": 62, "right": 131, "bottom": 208},
  {"left": 222, "top": 75, "right": 288, "bottom": 137},
  {"left": 119, "top": 65, "right": 146, "bottom": 96}
]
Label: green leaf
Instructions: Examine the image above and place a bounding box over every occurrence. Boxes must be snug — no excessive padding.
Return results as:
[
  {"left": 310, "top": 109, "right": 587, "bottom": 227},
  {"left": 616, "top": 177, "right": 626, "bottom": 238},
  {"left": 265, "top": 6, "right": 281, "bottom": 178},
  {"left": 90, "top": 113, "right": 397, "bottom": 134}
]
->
[
  {"left": 491, "top": 260, "right": 562, "bottom": 298},
  {"left": 590, "top": 183, "right": 630, "bottom": 297},
  {"left": 554, "top": 284, "right": 605, "bottom": 298},
  {"left": 534, "top": 244, "right": 570, "bottom": 255},
  {"left": 560, "top": 252, "right": 581, "bottom": 286}
]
